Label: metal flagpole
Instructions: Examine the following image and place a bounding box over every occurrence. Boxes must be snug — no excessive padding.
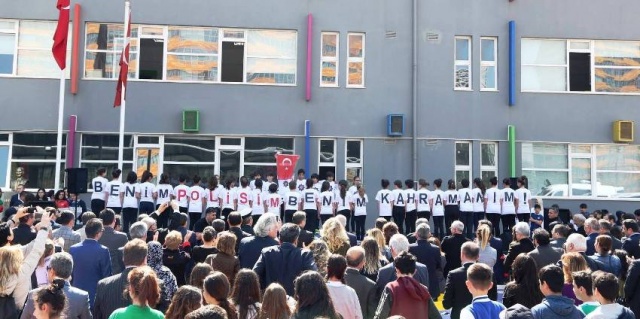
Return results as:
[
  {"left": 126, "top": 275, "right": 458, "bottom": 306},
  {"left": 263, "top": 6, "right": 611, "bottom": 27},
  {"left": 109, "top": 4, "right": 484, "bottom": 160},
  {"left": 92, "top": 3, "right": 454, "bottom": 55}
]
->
[
  {"left": 117, "top": 0, "right": 130, "bottom": 172},
  {"left": 54, "top": 69, "right": 65, "bottom": 190}
]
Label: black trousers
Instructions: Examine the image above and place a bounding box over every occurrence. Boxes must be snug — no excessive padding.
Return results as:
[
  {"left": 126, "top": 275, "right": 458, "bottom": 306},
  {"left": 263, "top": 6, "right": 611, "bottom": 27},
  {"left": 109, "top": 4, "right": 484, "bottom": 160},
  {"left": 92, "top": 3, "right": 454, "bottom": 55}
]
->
[
  {"left": 284, "top": 210, "right": 296, "bottom": 223},
  {"left": 473, "top": 212, "right": 485, "bottom": 235},
  {"left": 350, "top": 209, "right": 356, "bottom": 232},
  {"left": 354, "top": 215, "right": 366, "bottom": 240},
  {"left": 337, "top": 209, "right": 351, "bottom": 231},
  {"left": 433, "top": 216, "right": 445, "bottom": 239},
  {"left": 502, "top": 215, "right": 517, "bottom": 234},
  {"left": 122, "top": 207, "right": 138, "bottom": 233},
  {"left": 139, "top": 202, "right": 155, "bottom": 214},
  {"left": 405, "top": 210, "right": 417, "bottom": 235},
  {"left": 155, "top": 204, "right": 171, "bottom": 228},
  {"left": 487, "top": 213, "right": 502, "bottom": 236},
  {"left": 107, "top": 206, "right": 122, "bottom": 214},
  {"left": 221, "top": 208, "right": 234, "bottom": 230},
  {"left": 91, "top": 199, "right": 105, "bottom": 214},
  {"left": 381, "top": 216, "right": 391, "bottom": 222},
  {"left": 444, "top": 205, "right": 460, "bottom": 236},
  {"left": 417, "top": 210, "right": 431, "bottom": 221},
  {"left": 252, "top": 214, "right": 261, "bottom": 225},
  {"left": 189, "top": 212, "right": 201, "bottom": 230},
  {"left": 459, "top": 211, "right": 474, "bottom": 238},
  {"left": 392, "top": 206, "right": 405, "bottom": 234},
  {"left": 320, "top": 214, "right": 332, "bottom": 226},
  {"left": 304, "top": 209, "right": 319, "bottom": 232},
  {"left": 517, "top": 213, "right": 530, "bottom": 224}
]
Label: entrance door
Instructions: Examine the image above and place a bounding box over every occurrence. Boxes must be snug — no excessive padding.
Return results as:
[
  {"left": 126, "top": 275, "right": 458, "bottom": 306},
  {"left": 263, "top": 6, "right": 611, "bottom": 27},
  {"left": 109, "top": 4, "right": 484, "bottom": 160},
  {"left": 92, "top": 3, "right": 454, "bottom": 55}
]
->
[
  {"left": 216, "top": 137, "right": 243, "bottom": 184},
  {"left": 135, "top": 136, "right": 162, "bottom": 184}
]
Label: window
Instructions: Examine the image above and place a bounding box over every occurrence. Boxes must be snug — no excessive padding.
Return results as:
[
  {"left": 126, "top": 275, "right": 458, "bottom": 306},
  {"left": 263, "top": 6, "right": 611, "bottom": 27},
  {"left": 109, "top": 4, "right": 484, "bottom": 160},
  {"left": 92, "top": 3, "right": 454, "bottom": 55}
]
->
[
  {"left": 243, "top": 137, "right": 294, "bottom": 180},
  {"left": 455, "top": 141, "right": 472, "bottom": 184},
  {"left": 11, "top": 133, "right": 67, "bottom": 189},
  {"left": 454, "top": 36, "right": 472, "bottom": 89},
  {"left": 522, "top": 38, "right": 640, "bottom": 94},
  {"left": 480, "top": 37, "right": 497, "bottom": 90},
  {"left": 318, "top": 139, "right": 336, "bottom": 180},
  {"left": 80, "top": 134, "right": 134, "bottom": 190},
  {"left": 480, "top": 142, "right": 498, "bottom": 186},
  {"left": 522, "top": 143, "right": 570, "bottom": 197},
  {"left": 138, "top": 26, "right": 165, "bottom": 80},
  {"left": 345, "top": 140, "right": 363, "bottom": 181},
  {"left": 0, "top": 136, "right": 9, "bottom": 189},
  {"left": 85, "top": 23, "right": 139, "bottom": 79},
  {"left": 0, "top": 20, "right": 17, "bottom": 75},
  {"left": 595, "top": 145, "right": 640, "bottom": 197},
  {"left": 162, "top": 137, "right": 216, "bottom": 185},
  {"left": 347, "top": 33, "right": 365, "bottom": 87},
  {"left": 245, "top": 30, "right": 297, "bottom": 84},
  {"left": 320, "top": 32, "right": 338, "bottom": 87},
  {"left": 166, "top": 26, "right": 218, "bottom": 82}
]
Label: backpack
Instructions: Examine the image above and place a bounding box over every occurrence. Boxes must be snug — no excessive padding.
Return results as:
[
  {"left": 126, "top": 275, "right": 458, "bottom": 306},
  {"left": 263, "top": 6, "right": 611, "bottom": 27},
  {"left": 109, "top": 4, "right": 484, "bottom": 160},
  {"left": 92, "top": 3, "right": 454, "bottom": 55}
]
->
[{"left": 0, "top": 294, "right": 18, "bottom": 319}]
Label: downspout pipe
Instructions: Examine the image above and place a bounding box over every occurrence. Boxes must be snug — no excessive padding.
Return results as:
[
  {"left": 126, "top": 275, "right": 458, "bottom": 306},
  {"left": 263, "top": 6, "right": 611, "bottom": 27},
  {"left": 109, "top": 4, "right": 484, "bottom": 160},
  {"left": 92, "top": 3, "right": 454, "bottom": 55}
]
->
[{"left": 412, "top": 0, "right": 418, "bottom": 182}]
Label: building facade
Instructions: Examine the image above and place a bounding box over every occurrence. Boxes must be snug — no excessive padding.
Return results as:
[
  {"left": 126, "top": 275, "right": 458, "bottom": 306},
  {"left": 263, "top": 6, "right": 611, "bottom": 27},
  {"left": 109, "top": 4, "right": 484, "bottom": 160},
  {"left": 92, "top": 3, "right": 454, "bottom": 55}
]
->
[{"left": 1, "top": 0, "right": 639, "bottom": 217}]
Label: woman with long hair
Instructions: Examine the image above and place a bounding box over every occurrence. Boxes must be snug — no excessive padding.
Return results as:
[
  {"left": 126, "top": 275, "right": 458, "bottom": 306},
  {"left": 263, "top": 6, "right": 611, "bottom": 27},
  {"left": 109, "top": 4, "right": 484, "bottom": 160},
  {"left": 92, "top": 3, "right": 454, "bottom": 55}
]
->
[
  {"left": 366, "top": 228, "right": 392, "bottom": 261},
  {"left": 206, "top": 176, "right": 221, "bottom": 217},
  {"left": 203, "top": 272, "right": 238, "bottom": 319},
  {"left": 189, "top": 263, "right": 214, "bottom": 290},
  {"left": 360, "top": 237, "right": 388, "bottom": 282},
  {"left": 301, "top": 178, "right": 320, "bottom": 232},
  {"left": 502, "top": 253, "right": 544, "bottom": 308},
  {"left": 109, "top": 266, "right": 164, "bottom": 319},
  {"left": 308, "top": 239, "right": 331, "bottom": 277},
  {"left": 416, "top": 179, "right": 431, "bottom": 221},
  {"left": 138, "top": 170, "right": 156, "bottom": 215},
  {"left": 326, "top": 254, "right": 362, "bottom": 319},
  {"left": 33, "top": 279, "right": 66, "bottom": 319},
  {"left": 430, "top": 178, "right": 446, "bottom": 239},
  {"left": 35, "top": 188, "right": 49, "bottom": 201},
  {"left": 472, "top": 178, "right": 486, "bottom": 235},
  {"left": 475, "top": 224, "right": 497, "bottom": 267},
  {"left": 292, "top": 271, "right": 340, "bottom": 319},
  {"left": 321, "top": 218, "right": 350, "bottom": 256},
  {"left": 319, "top": 181, "right": 337, "bottom": 226},
  {"left": 258, "top": 283, "right": 292, "bottom": 319},
  {"left": 121, "top": 171, "right": 139, "bottom": 233},
  {"left": 561, "top": 252, "right": 589, "bottom": 305},
  {"left": 104, "top": 169, "right": 123, "bottom": 214},
  {"left": 188, "top": 175, "right": 207, "bottom": 229},
  {"left": 53, "top": 190, "right": 69, "bottom": 209},
  {"left": 220, "top": 179, "right": 237, "bottom": 222},
  {"left": 515, "top": 176, "right": 532, "bottom": 224},
  {"left": 351, "top": 187, "right": 368, "bottom": 241},
  {"left": 443, "top": 179, "right": 459, "bottom": 236},
  {"left": 146, "top": 241, "right": 178, "bottom": 301},
  {"left": 335, "top": 180, "right": 351, "bottom": 231},
  {"left": 164, "top": 285, "right": 203, "bottom": 319},
  {"left": 231, "top": 269, "right": 261, "bottom": 319},
  {"left": 154, "top": 173, "right": 174, "bottom": 228},
  {"left": 205, "top": 231, "right": 240, "bottom": 287}
]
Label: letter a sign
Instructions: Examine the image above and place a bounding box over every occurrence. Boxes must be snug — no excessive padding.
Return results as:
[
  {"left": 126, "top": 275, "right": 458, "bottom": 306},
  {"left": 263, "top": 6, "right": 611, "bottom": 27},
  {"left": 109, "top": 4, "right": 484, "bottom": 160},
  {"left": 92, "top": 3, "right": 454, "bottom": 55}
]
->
[{"left": 276, "top": 154, "right": 300, "bottom": 181}]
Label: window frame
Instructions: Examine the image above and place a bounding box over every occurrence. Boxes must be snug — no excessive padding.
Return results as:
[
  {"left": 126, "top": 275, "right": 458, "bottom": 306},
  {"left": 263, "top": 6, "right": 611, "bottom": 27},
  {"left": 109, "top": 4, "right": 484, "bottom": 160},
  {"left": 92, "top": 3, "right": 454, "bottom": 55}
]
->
[
  {"left": 318, "top": 138, "right": 337, "bottom": 174},
  {"left": 165, "top": 26, "right": 219, "bottom": 83},
  {"left": 345, "top": 139, "right": 363, "bottom": 181},
  {"left": 0, "top": 134, "right": 12, "bottom": 190},
  {"left": 480, "top": 142, "right": 498, "bottom": 182},
  {"left": 454, "top": 36, "right": 472, "bottom": 90},
  {"left": 454, "top": 141, "right": 472, "bottom": 185},
  {"left": 79, "top": 133, "right": 135, "bottom": 192},
  {"left": 346, "top": 32, "right": 365, "bottom": 88},
  {"left": 480, "top": 37, "right": 497, "bottom": 91},
  {"left": 9, "top": 132, "right": 68, "bottom": 191},
  {"left": 320, "top": 31, "right": 339, "bottom": 87},
  {"left": 0, "top": 19, "right": 18, "bottom": 77}
]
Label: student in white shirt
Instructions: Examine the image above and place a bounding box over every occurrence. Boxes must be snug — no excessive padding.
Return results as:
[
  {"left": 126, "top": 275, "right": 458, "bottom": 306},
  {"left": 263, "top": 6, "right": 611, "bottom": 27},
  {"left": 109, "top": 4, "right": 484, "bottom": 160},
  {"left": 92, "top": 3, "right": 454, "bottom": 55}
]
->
[
  {"left": 404, "top": 179, "right": 418, "bottom": 235},
  {"left": 173, "top": 175, "right": 190, "bottom": 213},
  {"left": 284, "top": 180, "right": 302, "bottom": 223},
  {"left": 188, "top": 175, "right": 207, "bottom": 229},
  {"left": 319, "top": 181, "right": 336, "bottom": 226},
  {"left": 104, "top": 168, "right": 123, "bottom": 214},
  {"left": 430, "top": 178, "right": 446, "bottom": 239},
  {"left": 310, "top": 173, "right": 321, "bottom": 192},
  {"left": 205, "top": 176, "right": 221, "bottom": 214},
  {"left": 350, "top": 187, "right": 368, "bottom": 240},
  {"left": 335, "top": 180, "right": 352, "bottom": 230},
  {"left": 347, "top": 176, "right": 361, "bottom": 232},
  {"left": 391, "top": 180, "right": 406, "bottom": 234},
  {"left": 251, "top": 179, "right": 266, "bottom": 224},
  {"left": 90, "top": 167, "right": 109, "bottom": 214},
  {"left": 375, "top": 179, "right": 394, "bottom": 222},
  {"left": 472, "top": 178, "right": 486, "bottom": 237},
  {"left": 264, "top": 183, "right": 281, "bottom": 215},
  {"left": 236, "top": 176, "right": 253, "bottom": 212},
  {"left": 501, "top": 178, "right": 517, "bottom": 233},
  {"left": 154, "top": 173, "right": 174, "bottom": 228},
  {"left": 137, "top": 170, "right": 156, "bottom": 214},
  {"left": 458, "top": 178, "right": 474, "bottom": 239},
  {"left": 484, "top": 176, "right": 502, "bottom": 236},
  {"left": 120, "top": 171, "right": 139, "bottom": 233},
  {"left": 249, "top": 171, "right": 262, "bottom": 190},
  {"left": 220, "top": 179, "right": 237, "bottom": 221},
  {"left": 296, "top": 169, "right": 307, "bottom": 193},
  {"left": 301, "top": 178, "right": 320, "bottom": 232},
  {"left": 514, "top": 176, "right": 532, "bottom": 224},
  {"left": 263, "top": 172, "right": 276, "bottom": 193},
  {"left": 443, "top": 179, "right": 460, "bottom": 236},
  {"left": 415, "top": 179, "right": 431, "bottom": 221}
]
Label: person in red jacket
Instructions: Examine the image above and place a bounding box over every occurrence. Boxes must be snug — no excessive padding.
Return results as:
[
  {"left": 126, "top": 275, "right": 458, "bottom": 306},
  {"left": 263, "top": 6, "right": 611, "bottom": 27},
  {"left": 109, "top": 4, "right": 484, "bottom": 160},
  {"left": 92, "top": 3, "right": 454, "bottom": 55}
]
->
[{"left": 374, "top": 251, "right": 442, "bottom": 319}]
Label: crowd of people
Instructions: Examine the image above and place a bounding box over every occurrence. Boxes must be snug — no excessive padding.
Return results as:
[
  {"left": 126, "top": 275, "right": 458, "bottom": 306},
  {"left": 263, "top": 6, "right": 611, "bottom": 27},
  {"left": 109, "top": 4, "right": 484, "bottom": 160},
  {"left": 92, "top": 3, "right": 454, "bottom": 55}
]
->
[{"left": 1, "top": 168, "right": 640, "bottom": 319}]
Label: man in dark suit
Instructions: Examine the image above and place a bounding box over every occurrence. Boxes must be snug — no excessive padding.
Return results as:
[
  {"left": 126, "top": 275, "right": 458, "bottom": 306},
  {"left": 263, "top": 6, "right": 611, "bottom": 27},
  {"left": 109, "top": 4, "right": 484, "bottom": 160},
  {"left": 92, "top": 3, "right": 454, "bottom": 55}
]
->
[
  {"left": 238, "top": 213, "right": 280, "bottom": 269},
  {"left": 504, "top": 222, "right": 535, "bottom": 275},
  {"left": 598, "top": 219, "right": 623, "bottom": 251},
  {"left": 406, "top": 218, "right": 429, "bottom": 244},
  {"left": 550, "top": 224, "right": 570, "bottom": 250},
  {"left": 625, "top": 258, "right": 640, "bottom": 318},
  {"left": 228, "top": 211, "right": 251, "bottom": 253},
  {"left": 93, "top": 239, "right": 149, "bottom": 319},
  {"left": 253, "top": 223, "right": 317, "bottom": 295},
  {"left": 292, "top": 211, "right": 314, "bottom": 248},
  {"left": 443, "top": 241, "right": 497, "bottom": 319},
  {"left": 21, "top": 252, "right": 92, "bottom": 319},
  {"left": 441, "top": 220, "right": 471, "bottom": 277},
  {"left": 69, "top": 218, "right": 112, "bottom": 308},
  {"left": 11, "top": 210, "right": 36, "bottom": 245},
  {"left": 409, "top": 223, "right": 443, "bottom": 297},
  {"left": 336, "top": 214, "right": 357, "bottom": 246},
  {"left": 622, "top": 219, "right": 640, "bottom": 259},
  {"left": 240, "top": 210, "right": 256, "bottom": 236},
  {"left": 584, "top": 217, "right": 600, "bottom": 256},
  {"left": 9, "top": 184, "right": 24, "bottom": 207},
  {"left": 558, "top": 233, "right": 603, "bottom": 272},
  {"left": 98, "top": 209, "right": 128, "bottom": 274},
  {"left": 375, "top": 234, "right": 429, "bottom": 297},
  {"left": 344, "top": 246, "right": 377, "bottom": 319},
  {"left": 528, "top": 228, "right": 563, "bottom": 272}
]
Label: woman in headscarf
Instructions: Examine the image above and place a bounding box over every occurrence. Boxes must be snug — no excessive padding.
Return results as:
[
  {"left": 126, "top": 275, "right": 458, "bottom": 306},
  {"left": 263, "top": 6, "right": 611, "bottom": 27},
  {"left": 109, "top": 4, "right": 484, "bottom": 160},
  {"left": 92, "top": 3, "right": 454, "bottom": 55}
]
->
[{"left": 146, "top": 241, "right": 178, "bottom": 301}]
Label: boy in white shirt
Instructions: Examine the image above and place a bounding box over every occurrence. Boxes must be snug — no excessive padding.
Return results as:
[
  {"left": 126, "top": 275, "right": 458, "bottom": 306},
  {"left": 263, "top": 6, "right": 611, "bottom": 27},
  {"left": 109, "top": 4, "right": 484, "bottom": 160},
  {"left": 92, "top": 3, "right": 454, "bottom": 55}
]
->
[{"left": 375, "top": 179, "right": 393, "bottom": 222}]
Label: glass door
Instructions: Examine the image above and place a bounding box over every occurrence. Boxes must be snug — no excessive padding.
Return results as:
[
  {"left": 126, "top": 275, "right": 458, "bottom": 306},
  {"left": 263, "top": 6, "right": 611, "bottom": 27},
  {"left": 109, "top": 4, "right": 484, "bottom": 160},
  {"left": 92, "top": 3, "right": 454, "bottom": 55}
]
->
[
  {"left": 216, "top": 137, "right": 244, "bottom": 184},
  {"left": 135, "top": 136, "right": 162, "bottom": 183}
]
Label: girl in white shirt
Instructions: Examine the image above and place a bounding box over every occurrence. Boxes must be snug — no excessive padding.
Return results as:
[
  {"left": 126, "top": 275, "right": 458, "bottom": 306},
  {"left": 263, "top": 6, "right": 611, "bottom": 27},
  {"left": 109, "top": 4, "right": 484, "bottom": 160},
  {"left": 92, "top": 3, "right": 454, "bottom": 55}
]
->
[
  {"left": 104, "top": 169, "right": 123, "bottom": 214},
  {"left": 250, "top": 179, "right": 266, "bottom": 224},
  {"left": 301, "top": 179, "right": 320, "bottom": 232},
  {"left": 120, "top": 171, "right": 139, "bottom": 233},
  {"left": 484, "top": 176, "right": 502, "bottom": 236},
  {"left": 415, "top": 179, "right": 431, "bottom": 221},
  {"left": 319, "top": 181, "right": 336, "bottom": 226},
  {"left": 264, "top": 183, "right": 281, "bottom": 215},
  {"left": 205, "top": 176, "right": 221, "bottom": 213},
  {"left": 351, "top": 187, "right": 368, "bottom": 240},
  {"left": 430, "top": 179, "right": 446, "bottom": 239},
  {"left": 236, "top": 177, "right": 253, "bottom": 212},
  {"left": 188, "top": 175, "right": 207, "bottom": 228},
  {"left": 90, "top": 168, "right": 109, "bottom": 214},
  {"left": 515, "top": 176, "right": 532, "bottom": 224},
  {"left": 137, "top": 171, "right": 156, "bottom": 214},
  {"left": 501, "top": 178, "right": 517, "bottom": 233},
  {"left": 443, "top": 179, "right": 459, "bottom": 236},
  {"left": 155, "top": 173, "right": 174, "bottom": 228},
  {"left": 391, "top": 180, "right": 406, "bottom": 234},
  {"left": 173, "top": 175, "right": 190, "bottom": 213},
  {"left": 375, "top": 179, "right": 393, "bottom": 222},
  {"left": 458, "top": 179, "right": 474, "bottom": 238},
  {"left": 219, "top": 179, "right": 237, "bottom": 221},
  {"left": 472, "top": 178, "right": 486, "bottom": 237},
  {"left": 404, "top": 179, "right": 418, "bottom": 235},
  {"left": 335, "top": 180, "right": 352, "bottom": 231},
  {"left": 283, "top": 180, "right": 302, "bottom": 223}
]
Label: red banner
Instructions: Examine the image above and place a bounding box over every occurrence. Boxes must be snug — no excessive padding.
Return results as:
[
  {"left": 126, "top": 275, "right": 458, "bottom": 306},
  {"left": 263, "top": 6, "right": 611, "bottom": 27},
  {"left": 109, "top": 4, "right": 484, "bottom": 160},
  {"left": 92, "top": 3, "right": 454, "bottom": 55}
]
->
[
  {"left": 52, "top": 0, "right": 70, "bottom": 70},
  {"left": 276, "top": 154, "right": 299, "bottom": 181}
]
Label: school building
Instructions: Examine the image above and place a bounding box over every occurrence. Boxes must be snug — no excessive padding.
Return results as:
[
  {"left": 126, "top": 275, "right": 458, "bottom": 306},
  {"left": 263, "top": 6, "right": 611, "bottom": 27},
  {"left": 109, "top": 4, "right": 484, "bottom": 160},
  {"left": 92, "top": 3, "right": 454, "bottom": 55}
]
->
[{"left": 1, "top": 0, "right": 639, "bottom": 216}]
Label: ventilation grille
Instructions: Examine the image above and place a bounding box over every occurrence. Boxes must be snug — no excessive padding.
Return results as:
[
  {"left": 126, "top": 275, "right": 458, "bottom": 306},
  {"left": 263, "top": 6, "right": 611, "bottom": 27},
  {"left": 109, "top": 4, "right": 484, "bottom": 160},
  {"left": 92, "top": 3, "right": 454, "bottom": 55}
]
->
[
  {"left": 613, "top": 120, "right": 634, "bottom": 143},
  {"left": 385, "top": 31, "right": 397, "bottom": 39},
  {"left": 424, "top": 30, "right": 442, "bottom": 43},
  {"left": 384, "top": 139, "right": 397, "bottom": 145}
]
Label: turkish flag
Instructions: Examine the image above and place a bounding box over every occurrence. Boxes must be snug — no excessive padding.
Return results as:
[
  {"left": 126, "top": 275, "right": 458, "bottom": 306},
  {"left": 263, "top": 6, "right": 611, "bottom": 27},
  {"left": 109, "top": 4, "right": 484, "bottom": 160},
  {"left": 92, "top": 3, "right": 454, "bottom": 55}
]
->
[
  {"left": 52, "top": 0, "right": 70, "bottom": 70},
  {"left": 114, "top": 5, "right": 131, "bottom": 107},
  {"left": 276, "top": 154, "right": 300, "bottom": 181}
]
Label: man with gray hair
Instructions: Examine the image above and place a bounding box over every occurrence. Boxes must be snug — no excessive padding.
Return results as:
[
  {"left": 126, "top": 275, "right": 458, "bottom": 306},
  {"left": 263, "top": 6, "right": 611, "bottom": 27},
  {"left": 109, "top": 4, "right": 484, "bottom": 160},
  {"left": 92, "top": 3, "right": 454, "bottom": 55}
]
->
[
  {"left": 598, "top": 219, "right": 623, "bottom": 251},
  {"left": 335, "top": 214, "right": 357, "bottom": 246},
  {"left": 238, "top": 213, "right": 280, "bottom": 269},
  {"left": 504, "top": 221, "right": 535, "bottom": 273},
  {"left": 375, "top": 234, "right": 429, "bottom": 298},
  {"left": 113, "top": 221, "right": 149, "bottom": 272},
  {"left": 409, "top": 223, "right": 443, "bottom": 297},
  {"left": 407, "top": 218, "right": 430, "bottom": 244},
  {"left": 584, "top": 217, "right": 600, "bottom": 255},
  {"left": 442, "top": 220, "right": 471, "bottom": 277},
  {"left": 21, "top": 252, "right": 92, "bottom": 319},
  {"left": 344, "top": 246, "right": 377, "bottom": 319},
  {"left": 559, "top": 233, "right": 603, "bottom": 271}
]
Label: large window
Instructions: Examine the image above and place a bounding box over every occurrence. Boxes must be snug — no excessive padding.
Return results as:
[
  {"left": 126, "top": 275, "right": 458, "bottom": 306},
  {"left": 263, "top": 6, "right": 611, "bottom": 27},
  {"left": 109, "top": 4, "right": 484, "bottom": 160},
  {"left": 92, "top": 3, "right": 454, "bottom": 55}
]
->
[
  {"left": 243, "top": 137, "right": 294, "bottom": 180},
  {"left": 80, "top": 134, "right": 134, "bottom": 190},
  {"left": 0, "top": 134, "right": 9, "bottom": 189},
  {"left": 480, "top": 37, "right": 497, "bottom": 91},
  {"left": 163, "top": 137, "right": 216, "bottom": 184},
  {"left": 454, "top": 36, "right": 472, "bottom": 90},
  {"left": 347, "top": 33, "right": 365, "bottom": 87},
  {"left": 522, "top": 143, "right": 569, "bottom": 197},
  {"left": 480, "top": 142, "right": 498, "bottom": 186},
  {"left": 320, "top": 32, "right": 338, "bottom": 87},
  {"left": 85, "top": 23, "right": 297, "bottom": 85},
  {"left": 318, "top": 139, "right": 336, "bottom": 180},
  {"left": 0, "top": 19, "right": 71, "bottom": 78},
  {"left": 345, "top": 140, "right": 363, "bottom": 182},
  {"left": 522, "top": 38, "right": 640, "bottom": 93},
  {"left": 11, "top": 133, "right": 67, "bottom": 190},
  {"left": 455, "top": 141, "right": 472, "bottom": 184}
]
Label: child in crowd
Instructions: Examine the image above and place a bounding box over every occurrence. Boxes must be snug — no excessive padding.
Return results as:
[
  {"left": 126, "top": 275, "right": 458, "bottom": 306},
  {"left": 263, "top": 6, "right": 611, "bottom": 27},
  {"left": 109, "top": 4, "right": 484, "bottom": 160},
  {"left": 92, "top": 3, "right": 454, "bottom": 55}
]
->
[
  {"left": 460, "top": 263, "right": 505, "bottom": 319},
  {"left": 572, "top": 271, "right": 599, "bottom": 315},
  {"left": 586, "top": 272, "right": 634, "bottom": 319},
  {"left": 530, "top": 204, "right": 544, "bottom": 234}
]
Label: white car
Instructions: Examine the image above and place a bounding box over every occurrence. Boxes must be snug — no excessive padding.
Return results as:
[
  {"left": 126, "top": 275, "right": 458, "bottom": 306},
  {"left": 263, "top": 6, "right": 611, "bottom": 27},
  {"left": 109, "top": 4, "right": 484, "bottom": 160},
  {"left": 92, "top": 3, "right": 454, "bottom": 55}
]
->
[{"left": 537, "top": 183, "right": 623, "bottom": 197}]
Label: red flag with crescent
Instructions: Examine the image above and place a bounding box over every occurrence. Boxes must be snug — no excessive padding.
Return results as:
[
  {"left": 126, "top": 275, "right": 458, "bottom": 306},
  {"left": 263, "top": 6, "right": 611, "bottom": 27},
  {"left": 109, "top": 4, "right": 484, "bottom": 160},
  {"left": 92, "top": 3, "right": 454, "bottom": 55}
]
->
[{"left": 276, "top": 154, "right": 299, "bottom": 181}]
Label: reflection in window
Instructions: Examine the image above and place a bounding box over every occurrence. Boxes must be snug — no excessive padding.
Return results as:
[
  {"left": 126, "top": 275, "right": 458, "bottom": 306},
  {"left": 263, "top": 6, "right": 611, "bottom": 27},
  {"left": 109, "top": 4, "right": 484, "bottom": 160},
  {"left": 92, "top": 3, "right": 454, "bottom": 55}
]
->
[
  {"left": 166, "top": 27, "right": 218, "bottom": 82},
  {"left": 345, "top": 140, "right": 363, "bottom": 181},
  {"left": 320, "top": 32, "right": 339, "bottom": 86},
  {"left": 0, "top": 20, "right": 16, "bottom": 75},
  {"left": 0, "top": 146, "right": 8, "bottom": 188},
  {"left": 164, "top": 137, "right": 215, "bottom": 162},
  {"left": 245, "top": 30, "right": 297, "bottom": 84},
  {"left": 244, "top": 137, "right": 294, "bottom": 163},
  {"left": 455, "top": 141, "right": 471, "bottom": 185},
  {"left": 11, "top": 162, "right": 64, "bottom": 190},
  {"left": 522, "top": 143, "right": 569, "bottom": 197},
  {"left": 81, "top": 134, "right": 133, "bottom": 161},
  {"left": 320, "top": 140, "right": 335, "bottom": 163},
  {"left": 163, "top": 164, "right": 215, "bottom": 186},
  {"left": 454, "top": 36, "right": 471, "bottom": 89},
  {"left": 347, "top": 33, "right": 365, "bottom": 87},
  {"left": 480, "top": 37, "right": 497, "bottom": 90},
  {"left": 12, "top": 133, "right": 67, "bottom": 160},
  {"left": 84, "top": 23, "right": 138, "bottom": 79},
  {"left": 480, "top": 142, "right": 497, "bottom": 187},
  {"left": 17, "top": 21, "right": 71, "bottom": 78}
]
